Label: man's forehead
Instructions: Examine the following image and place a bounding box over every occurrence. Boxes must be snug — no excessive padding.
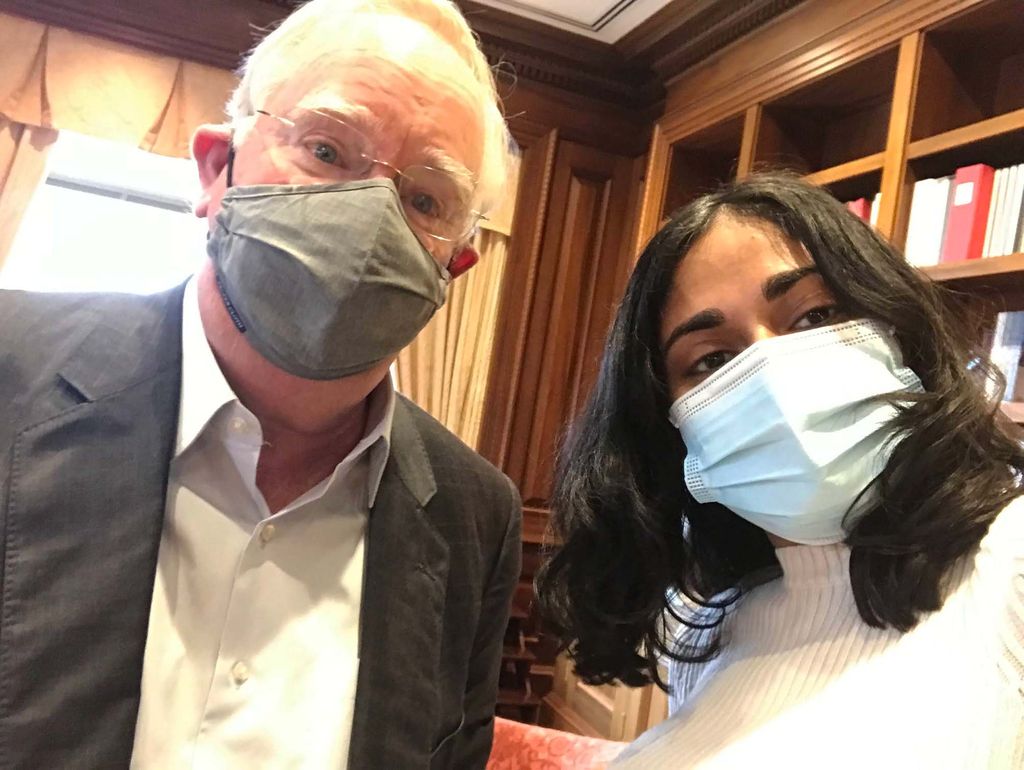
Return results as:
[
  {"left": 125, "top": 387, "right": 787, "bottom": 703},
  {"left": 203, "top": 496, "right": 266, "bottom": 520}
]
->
[
  {"left": 267, "top": 14, "right": 479, "bottom": 103},
  {"left": 265, "top": 52, "right": 485, "bottom": 173},
  {"left": 267, "top": 45, "right": 479, "bottom": 123}
]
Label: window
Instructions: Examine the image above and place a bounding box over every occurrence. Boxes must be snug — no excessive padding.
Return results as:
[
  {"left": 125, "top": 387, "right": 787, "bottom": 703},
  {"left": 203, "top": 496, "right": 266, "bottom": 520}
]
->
[{"left": 1, "top": 131, "right": 208, "bottom": 294}]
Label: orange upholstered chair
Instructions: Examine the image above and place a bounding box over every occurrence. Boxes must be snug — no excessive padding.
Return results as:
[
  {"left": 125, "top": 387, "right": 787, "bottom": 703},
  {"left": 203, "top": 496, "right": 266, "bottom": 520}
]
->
[{"left": 486, "top": 717, "right": 627, "bottom": 769}]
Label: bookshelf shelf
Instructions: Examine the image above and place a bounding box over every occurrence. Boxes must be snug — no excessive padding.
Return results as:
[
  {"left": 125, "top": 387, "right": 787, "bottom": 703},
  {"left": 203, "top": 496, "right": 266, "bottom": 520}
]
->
[
  {"left": 921, "top": 255, "right": 1024, "bottom": 316},
  {"left": 922, "top": 253, "right": 1024, "bottom": 291},
  {"left": 661, "top": 114, "right": 744, "bottom": 220},
  {"left": 911, "top": 0, "right": 1024, "bottom": 143},
  {"left": 648, "top": 0, "right": 1024, "bottom": 338},
  {"left": 755, "top": 47, "right": 897, "bottom": 176},
  {"left": 908, "top": 108, "right": 1024, "bottom": 162},
  {"left": 1001, "top": 401, "right": 1024, "bottom": 425},
  {"left": 804, "top": 153, "right": 885, "bottom": 187}
]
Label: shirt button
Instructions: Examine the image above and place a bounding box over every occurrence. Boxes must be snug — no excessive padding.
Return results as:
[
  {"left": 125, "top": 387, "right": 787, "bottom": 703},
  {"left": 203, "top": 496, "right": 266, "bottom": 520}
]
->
[
  {"left": 231, "top": 660, "right": 250, "bottom": 686},
  {"left": 230, "top": 418, "right": 247, "bottom": 433},
  {"left": 260, "top": 523, "right": 277, "bottom": 545}
]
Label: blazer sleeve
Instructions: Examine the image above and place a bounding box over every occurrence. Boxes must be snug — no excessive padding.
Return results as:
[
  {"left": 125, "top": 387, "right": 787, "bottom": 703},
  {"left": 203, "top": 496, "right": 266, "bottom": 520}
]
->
[{"left": 446, "top": 475, "right": 523, "bottom": 769}]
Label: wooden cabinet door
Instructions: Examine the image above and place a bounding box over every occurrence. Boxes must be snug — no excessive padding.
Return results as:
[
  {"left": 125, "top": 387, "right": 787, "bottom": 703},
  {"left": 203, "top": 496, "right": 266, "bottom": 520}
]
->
[{"left": 483, "top": 139, "right": 639, "bottom": 514}]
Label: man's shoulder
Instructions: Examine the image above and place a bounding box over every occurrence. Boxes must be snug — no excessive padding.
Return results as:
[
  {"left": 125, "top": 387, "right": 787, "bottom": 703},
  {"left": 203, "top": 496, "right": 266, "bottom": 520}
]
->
[
  {"left": 0, "top": 285, "right": 186, "bottom": 413},
  {"left": 395, "top": 394, "right": 518, "bottom": 504},
  {"left": 0, "top": 286, "right": 185, "bottom": 344}
]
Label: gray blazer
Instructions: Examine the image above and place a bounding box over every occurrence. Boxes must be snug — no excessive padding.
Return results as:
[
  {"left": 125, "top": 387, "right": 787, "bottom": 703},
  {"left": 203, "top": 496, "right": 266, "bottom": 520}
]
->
[{"left": 0, "top": 284, "right": 522, "bottom": 769}]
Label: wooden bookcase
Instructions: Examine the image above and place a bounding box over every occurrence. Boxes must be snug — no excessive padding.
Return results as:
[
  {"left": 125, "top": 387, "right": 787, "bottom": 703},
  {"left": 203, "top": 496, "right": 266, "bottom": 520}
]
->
[{"left": 641, "top": 0, "right": 1024, "bottom": 424}]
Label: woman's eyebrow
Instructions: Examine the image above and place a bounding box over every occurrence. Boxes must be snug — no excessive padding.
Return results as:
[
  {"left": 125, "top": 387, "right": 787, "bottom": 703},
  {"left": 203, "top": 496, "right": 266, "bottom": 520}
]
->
[
  {"left": 662, "top": 308, "right": 726, "bottom": 356},
  {"left": 762, "top": 266, "right": 819, "bottom": 301}
]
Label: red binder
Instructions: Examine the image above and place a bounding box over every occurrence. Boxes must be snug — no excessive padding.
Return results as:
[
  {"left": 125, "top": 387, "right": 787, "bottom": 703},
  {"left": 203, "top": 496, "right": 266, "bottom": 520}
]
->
[
  {"left": 845, "top": 198, "right": 871, "bottom": 221},
  {"left": 939, "top": 163, "right": 995, "bottom": 263}
]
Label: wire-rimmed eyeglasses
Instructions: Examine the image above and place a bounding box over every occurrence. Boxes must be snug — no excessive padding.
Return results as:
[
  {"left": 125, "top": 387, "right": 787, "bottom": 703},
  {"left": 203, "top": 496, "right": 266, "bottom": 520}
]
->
[{"left": 253, "top": 107, "right": 484, "bottom": 253}]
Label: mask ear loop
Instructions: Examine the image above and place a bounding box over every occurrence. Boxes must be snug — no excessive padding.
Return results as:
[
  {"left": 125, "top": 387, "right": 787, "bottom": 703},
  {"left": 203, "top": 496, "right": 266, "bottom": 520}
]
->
[{"left": 226, "top": 142, "right": 236, "bottom": 188}]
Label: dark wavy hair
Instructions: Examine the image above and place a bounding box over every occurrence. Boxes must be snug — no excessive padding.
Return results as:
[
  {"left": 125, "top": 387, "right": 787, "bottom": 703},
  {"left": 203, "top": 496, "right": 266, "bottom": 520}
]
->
[{"left": 535, "top": 171, "right": 1024, "bottom": 690}]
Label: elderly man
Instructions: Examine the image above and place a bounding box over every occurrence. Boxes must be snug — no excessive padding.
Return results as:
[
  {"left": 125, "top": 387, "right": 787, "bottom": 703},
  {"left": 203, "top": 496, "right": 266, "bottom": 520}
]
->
[{"left": 0, "top": 1, "right": 521, "bottom": 768}]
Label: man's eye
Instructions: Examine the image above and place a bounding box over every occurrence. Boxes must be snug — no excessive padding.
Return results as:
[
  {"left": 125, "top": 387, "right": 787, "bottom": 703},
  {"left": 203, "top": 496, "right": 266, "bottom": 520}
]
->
[
  {"left": 410, "top": 192, "right": 441, "bottom": 219},
  {"left": 308, "top": 142, "right": 339, "bottom": 165},
  {"left": 793, "top": 305, "right": 840, "bottom": 330}
]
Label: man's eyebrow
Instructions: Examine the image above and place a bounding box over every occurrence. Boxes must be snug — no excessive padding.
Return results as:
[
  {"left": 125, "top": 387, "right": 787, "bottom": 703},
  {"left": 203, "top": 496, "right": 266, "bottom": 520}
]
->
[
  {"left": 308, "top": 102, "right": 388, "bottom": 138},
  {"left": 661, "top": 308, "right": 726, "bottom": 356},
  {"left": 762, "top": 266, "right": 818, "bottom": 302},
  {"left": 420, "top": 146, "right": 475, "bottom": 185}
]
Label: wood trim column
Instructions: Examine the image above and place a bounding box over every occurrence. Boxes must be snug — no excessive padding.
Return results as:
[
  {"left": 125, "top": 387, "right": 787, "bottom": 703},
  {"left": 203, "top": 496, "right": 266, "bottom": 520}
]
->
[
  {"left": 876, "top": 30, "right": 924, "bottom": 242},
  {"left": 477, "top": 122, "right": 558, "bottom": 472},
  {"left": 737, "top": 103, "right": 763, "bottom": 178},
  {"left": 635, "top": 122, "right": 672, "bottom": 250}
]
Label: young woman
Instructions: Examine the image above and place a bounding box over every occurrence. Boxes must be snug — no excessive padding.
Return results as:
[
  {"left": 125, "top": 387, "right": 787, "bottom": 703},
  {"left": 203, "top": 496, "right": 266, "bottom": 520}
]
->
[{"left": 536, "top": 173, "right": 1024, "bottom": 768}]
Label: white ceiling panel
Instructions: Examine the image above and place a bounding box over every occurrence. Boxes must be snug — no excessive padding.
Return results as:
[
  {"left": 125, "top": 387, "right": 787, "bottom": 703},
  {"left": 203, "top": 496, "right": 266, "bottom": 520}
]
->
[{"left": 472, "top": 0, "right": 679, "bottom": 43}]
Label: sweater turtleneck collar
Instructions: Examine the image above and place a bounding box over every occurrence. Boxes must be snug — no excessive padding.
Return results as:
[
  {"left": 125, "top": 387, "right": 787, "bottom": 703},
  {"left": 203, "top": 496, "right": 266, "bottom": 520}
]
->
[{"left": 774, "top": 542, "right": 851, "bottom": 589}]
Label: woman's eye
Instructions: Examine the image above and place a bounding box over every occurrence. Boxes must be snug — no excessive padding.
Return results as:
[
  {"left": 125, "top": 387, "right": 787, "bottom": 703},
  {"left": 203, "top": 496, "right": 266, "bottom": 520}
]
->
[
  {"left": 793, "top": 305, "right": 839, "bottom": 330},
  {"left": 688, "top": 350, "right": 734, "bottom": 377}
]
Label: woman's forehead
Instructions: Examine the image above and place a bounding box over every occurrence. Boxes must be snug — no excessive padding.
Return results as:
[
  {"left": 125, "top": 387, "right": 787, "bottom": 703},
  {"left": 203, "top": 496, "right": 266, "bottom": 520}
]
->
[{"left": 673, "top": 214, "right": 813, "bottom": 289}]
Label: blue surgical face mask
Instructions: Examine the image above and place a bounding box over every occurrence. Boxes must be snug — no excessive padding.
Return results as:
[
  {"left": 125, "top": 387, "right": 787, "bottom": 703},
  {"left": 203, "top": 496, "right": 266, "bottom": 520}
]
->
[{"left": 668, "top": 319, "right": 923, "bottom": 545}]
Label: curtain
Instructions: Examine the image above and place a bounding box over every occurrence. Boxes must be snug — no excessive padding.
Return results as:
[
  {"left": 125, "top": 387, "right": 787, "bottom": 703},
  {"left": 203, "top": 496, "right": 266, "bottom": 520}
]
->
[
  {"left": 395, "top": 228, "right": 511, "bottom": 448},
  {"left": 0, "top": 14, "right": 236, "bottom": 157},
  {"left": 0, "top": 12, "right": 236, "bottom": 265},
  {"left": 394, "top": 151, "right": 521, "bottom": 448},
  {"left": 0, "top": 118, "right": 56, "bottom": 270}
]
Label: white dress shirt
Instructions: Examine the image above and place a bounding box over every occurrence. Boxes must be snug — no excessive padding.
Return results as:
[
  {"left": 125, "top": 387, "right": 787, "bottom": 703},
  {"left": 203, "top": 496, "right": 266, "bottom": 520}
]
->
[{"left": 130, "top": 278, "right": 395, "bottom": 769}]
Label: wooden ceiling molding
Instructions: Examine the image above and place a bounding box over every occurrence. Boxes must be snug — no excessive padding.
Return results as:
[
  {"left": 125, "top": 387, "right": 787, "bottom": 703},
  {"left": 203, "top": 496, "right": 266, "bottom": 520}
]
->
[
  {"left": 618, "top": 0, "right": 809, "bottom": 78},
  {"left": 0, "top": 0, "right": 806, "bottom": 113},
  {"left": 459, "top": 0, "right": 808, "bottom": 107}
]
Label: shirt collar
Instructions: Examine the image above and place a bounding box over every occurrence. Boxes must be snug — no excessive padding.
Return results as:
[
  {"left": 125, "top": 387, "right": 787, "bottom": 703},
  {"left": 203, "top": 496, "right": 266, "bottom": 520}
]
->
[
  {"left": 175, "top": 276, "right": 396, "bottom": 506},
  {"left": 175, "top": 276, "right": 237, "bottom": 457},
  {"left": 357, "top": 375, "right": 395, "bottom": 509}
]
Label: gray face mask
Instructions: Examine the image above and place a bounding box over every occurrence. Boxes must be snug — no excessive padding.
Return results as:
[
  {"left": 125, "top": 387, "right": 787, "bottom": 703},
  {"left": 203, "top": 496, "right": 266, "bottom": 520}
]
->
[{"left": 207, "top": 178, "right": 450, "bottom": 380}]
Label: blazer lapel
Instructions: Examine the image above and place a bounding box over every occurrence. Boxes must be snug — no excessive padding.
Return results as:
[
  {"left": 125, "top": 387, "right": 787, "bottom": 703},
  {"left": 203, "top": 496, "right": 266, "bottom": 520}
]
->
[
  {"left": 0, "top": 290, "right": 183, "bottom": 768},
  {"left": 348, "top": 399, "right": 450, "bottom": 770}
]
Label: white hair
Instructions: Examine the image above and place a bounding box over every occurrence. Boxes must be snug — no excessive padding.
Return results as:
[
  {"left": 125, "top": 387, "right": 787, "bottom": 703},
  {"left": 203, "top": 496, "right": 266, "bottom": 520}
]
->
[{"left": 228, "top": 0, "right": 514, "bottom": 214}]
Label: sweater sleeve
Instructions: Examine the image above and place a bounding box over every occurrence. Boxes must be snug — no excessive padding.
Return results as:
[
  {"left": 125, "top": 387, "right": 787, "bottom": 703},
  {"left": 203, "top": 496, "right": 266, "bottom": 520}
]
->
[{"left": 977, "top": 496, "right": 1024, "bottom": 696}]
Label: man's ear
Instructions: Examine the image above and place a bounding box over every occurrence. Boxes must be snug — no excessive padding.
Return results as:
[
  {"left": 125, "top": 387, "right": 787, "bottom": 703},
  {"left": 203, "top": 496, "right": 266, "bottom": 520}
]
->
[
  {"left": 191, "top": 125, "right": 232, "bottom": 218},
  {"left": 447, "top": 246, "right": 479, "bottom": 278}
]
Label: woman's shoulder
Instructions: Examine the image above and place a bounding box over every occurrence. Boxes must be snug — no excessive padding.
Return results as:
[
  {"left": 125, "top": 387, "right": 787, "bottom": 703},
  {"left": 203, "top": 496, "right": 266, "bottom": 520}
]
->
[
  {"left": 977, "top": 494, "right": 1024, "bottom": 564},
  {"left": 968, "top": 494, "right": 1024, "bottom": 691},
  {"left": 991, "top": 492, "right": 1024, "bottom": 529}
]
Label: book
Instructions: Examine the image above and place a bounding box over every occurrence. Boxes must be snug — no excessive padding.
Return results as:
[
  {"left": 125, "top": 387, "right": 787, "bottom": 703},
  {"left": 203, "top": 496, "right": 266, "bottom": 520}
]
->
[
  {"left": 999, "top": 164, "right": 1024, "bottom": 255},
  {"left": 1005, "top": 163, "right": 1024, "bottom": 256},
  {"left": 939, "top": 163, "right": 995, "bottom": 262},
  {"left": 904, "top": 179, "right": 934, "bottom": 266},
  {"left": 845, "top": 198, "right": 871, "bottom": 221},
  {"left": 1017, "top": 167, "right": 1024, "bottom": 253},
  {"left": 991, "top": 311, "right": 1024, "bottom": 400},
  {"left": 983, "top": 167, "right": 1006, "bottom": 257},
  {"left": 935, "top": 176, "right": 955, "bottom": 261}
]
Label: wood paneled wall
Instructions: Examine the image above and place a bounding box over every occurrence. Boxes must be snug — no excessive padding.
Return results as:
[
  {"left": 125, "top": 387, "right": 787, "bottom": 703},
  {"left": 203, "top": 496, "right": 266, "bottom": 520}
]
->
[
  {"left": 476, "top": 84, "right": 649, "bottom": 718},
  {"left": 479, "top": 94, "right": 648, "bottom": 539}
]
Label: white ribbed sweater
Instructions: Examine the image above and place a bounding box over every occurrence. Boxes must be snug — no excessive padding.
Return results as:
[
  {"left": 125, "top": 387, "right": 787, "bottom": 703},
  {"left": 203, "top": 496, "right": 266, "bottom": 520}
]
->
[{"left": 613, "top": 498, "right": 1024, "bottom": 769}]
